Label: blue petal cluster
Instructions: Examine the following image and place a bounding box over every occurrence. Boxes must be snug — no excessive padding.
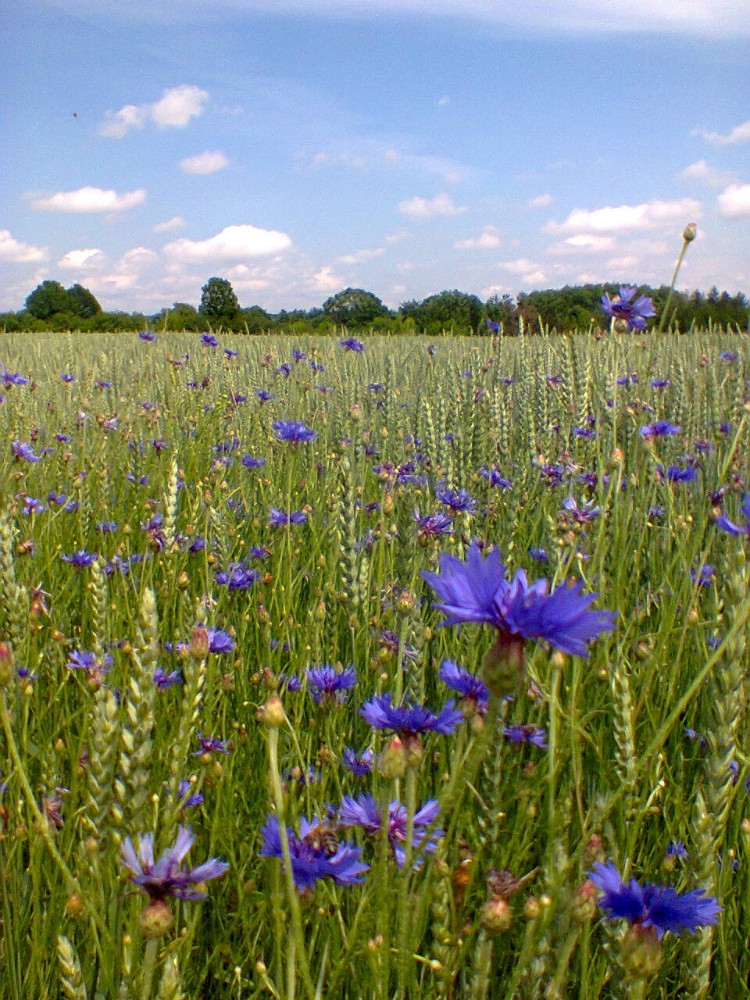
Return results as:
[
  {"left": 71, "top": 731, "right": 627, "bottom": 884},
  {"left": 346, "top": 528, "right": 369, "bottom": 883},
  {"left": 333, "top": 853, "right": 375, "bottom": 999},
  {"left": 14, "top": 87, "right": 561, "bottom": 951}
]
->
[
  {"left": 359, "top": 693, "right": 463, "bottom": 736},
  {"left": 260, "top": 815, "right": 368, "bottom": 889},
  {"left": 121, "top": 827, "right": 229, "bottom": 901}
]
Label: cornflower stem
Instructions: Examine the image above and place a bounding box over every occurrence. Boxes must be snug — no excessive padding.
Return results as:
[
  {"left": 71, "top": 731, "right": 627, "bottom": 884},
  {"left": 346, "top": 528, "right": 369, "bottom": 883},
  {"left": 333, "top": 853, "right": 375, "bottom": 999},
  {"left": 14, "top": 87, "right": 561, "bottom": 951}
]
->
[
  {"left": 139, "top": 938, "right": 159, "bottom": 1000},
  {"left": 546, "top": 660, "right": 563, "bottom": 835},
  {"left": 266, "top": 725, "right": 317, "bottom": 1000},
  {"left": 657, "top": 237, "right": 691, "bottom": 333},
  {"left": 396, "top": 766, "right": 418, "bottom": 996}
]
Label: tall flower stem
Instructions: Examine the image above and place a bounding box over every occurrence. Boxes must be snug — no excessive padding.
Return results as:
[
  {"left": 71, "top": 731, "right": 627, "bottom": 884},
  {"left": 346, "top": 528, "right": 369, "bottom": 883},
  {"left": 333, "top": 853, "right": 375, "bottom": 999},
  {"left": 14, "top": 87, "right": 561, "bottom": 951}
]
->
[
  {"left": 266, "top": 725, "right": 317, "bottom": 1000},
  {"left": 546, "top": 658, "right": 563, "bottom": 835},
  {"left": 139, "top": 938, "right": 159, "bottom": 1000},
  {"left": 396, "top": 767, "right": 418, "bottom": 996},
  {"left": 657, "top": 226, "right": 696, "bottom": 333}
]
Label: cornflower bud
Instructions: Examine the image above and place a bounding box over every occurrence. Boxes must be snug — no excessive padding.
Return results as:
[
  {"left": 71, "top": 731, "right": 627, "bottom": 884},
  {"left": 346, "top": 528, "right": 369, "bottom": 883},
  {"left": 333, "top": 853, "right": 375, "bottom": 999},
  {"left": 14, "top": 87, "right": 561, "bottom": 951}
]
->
[
  {"left": 0, "top": 643, "right": 14, "bottom": 687},
  {"left": 139, "top": 899, "right": 174, "bottom": 939},
  {"left": 480, "top": 897, "right": 513, "bottom": 934},
  {"left": 682, "top": 222, "right": 697, "bottom": 242}
]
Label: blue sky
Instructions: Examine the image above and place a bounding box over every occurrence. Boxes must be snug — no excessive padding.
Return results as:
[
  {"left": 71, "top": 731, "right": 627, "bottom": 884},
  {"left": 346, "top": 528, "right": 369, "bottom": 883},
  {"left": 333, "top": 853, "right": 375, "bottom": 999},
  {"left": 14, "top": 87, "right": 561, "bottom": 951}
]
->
[{"left": 2, "top": 0, "right": 749, "bottom": 314}]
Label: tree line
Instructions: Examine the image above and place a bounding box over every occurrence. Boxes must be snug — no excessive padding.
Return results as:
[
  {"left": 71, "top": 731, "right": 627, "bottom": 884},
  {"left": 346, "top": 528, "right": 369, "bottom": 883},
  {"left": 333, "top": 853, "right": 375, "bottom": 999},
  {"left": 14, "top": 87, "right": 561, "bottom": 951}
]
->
[{"left": 2, "top": 276, "right": 747, "bottom": 335}]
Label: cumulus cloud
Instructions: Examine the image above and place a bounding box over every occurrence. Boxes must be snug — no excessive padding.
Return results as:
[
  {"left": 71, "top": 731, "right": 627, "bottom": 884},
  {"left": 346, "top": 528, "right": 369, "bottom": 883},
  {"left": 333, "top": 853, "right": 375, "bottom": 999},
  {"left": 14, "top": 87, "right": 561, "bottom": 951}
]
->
[
  {"left": 99, "top": 84, "right": 208, "bottom": 138},
  {"left": 454, "top": 227, "right": 501, "bottom": 250},
  {"left": 529, "top": 193, "right": 554, "bottom": 209},
  {"left": 0, "top": 229, "right": 48, "bottom": 263},
  {"left": 679, "top": 159, "right": 734, "bottom": 188},
  {"left": 547, "top": 234, "right": 615, "bottom": 254},
  {"left": 179, "top": 150, "right": 229, "bottom": 174},
  {"left": 398, "top": 191, "right": 468, "bottom": 219},
  {"left": 58, "top": 248, "right": 103, "bottom": 269},
  {"left": 718, "top": 183, "right": 750, "bottom": 218},
  {"left": 163, "top": 224, "right": 293, "bottom": 263},
  {"left": 30, "top": 187, "right": 147, "bottom": 213},
  {"left": 544, "top": 198, "right": 700, "bottom": 235},
  {"left": 497, "top": 258, "right": 546, "bottom": 284},
  {"left": 338, "top": 247, "right": 385, "bottom": 264},
  {"left": 692, "top": 120, "right": 750, "bottom": 146},
  {"left": 153, "top": 216, "right": 186, "bottom": 233},
  {"left": 309, "top": 266, "right": 343, "bottom": 292}
]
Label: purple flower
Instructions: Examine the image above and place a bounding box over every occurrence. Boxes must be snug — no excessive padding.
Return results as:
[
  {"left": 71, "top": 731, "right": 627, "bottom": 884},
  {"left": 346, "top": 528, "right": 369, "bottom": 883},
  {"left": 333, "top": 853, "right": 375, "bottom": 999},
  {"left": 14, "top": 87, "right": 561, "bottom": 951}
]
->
[
  {"left": 194, "top": 734, "right": 231, "bottom": 757},
  {"left": 438, "top": 660, "right": 489, "bottom": 714},
  {"left": 360, "top": 693, "right": 463, "bottom": 737},
  {"left": 338, "top": 794, "right": 442, "bottom": 868},
  {"left": 201, "top": 334, "right": 218, "bottom": 347},
  {"left": 139, "top": 331, "right": 156, "bottom": 342},
  {"left": 588, "top": 862, "right": 720, "bottom": 938},
  {"left": 436, "top": 486, "right": 477, "bottom": 514},
  {"left": 339, "top": 337, "right": 365, "bottom": 352},
  {"left": 154, "top": 668, "right": 183, "bottom": 689},
  {"left": 413, "top": 510, "right": 454, "bottom": 538},
  {"left": 560, "top": 497, "right": 599, "bottom": 524},
  {"left": 601, "top": 287, "right": 656, "bottom": 331},
  {"left": 656, "top": 463, "right": 698, "bottom": 483},
  {"left": 12, "top": 441, "right": 40, "bottom": 462},
  {"left": 207, "top": 628, "right": 235, "bottom": 654},
  {"left": 269, "top": 507, "right": 308, "bottom": 527},
  {"left": 272, "top": 420, "right": 316, "bottom": 444},
  {"left": 714, "top": 495, "right": 750, "bottom": 536},
  {"left": 504, "top": 725, "right": 548, "bottom": 749},
  {"left": 23, "top": 497, "right": 45, "bottom": 515},
  {"left": 640, "top": 421, "right": 682, "bottom": 439},
  {"left": 480, "top": 467, "right": 513, "bottom": 490},
  {"left": 121, "top": 827, "right": 228, "bottom": 901},
  {"left": 342, "top": 747, "right": 374, "bottom": 776},
  {"left": 306, "top": 664, "right": 357, "bottom": 705},
  {"left": 720, "top": 351, "right": 738, "bottom": 361},
  {"left": 178, "top": 780, "right": 204, "bottom": 810},
  {"left": 241, "top": 454, "right": 266, "bottom": 468},
  {"left": 61, "top": 373, "right": 75, "bottom": 383},
  {"left": 421, "top": 542, "right": 615, "bottom": 658},
  {"left": 215, "top": 562, "right": 258, "bottom": 590},
  {"left": 260, "top": 815, "right": 368, "bottom": 890},
  {"left": 61, "top": 549, "right": 98, "bottom": 569},
  {"left": 256, "top": 389, "right": 274, "bottom": 403},
  {"left": 650, "top": 378, "right": 670, "bottom": 389}
]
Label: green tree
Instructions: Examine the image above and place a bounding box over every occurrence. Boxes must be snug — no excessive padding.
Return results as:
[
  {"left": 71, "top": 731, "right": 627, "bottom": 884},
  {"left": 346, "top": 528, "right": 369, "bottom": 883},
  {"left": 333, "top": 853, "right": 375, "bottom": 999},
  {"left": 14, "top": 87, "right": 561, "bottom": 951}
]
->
[
  {"left": 321, "top": 288, "right": 389, "bottom": 328},
  {"left": 199, "top": 277, "right": 240, "bottom": 322},
  {"left": 66, "top": 283, "right": 102, "bottom": 318},
  {"left": 400, "top": 289, "right": 484, "bottom": 334},
  {"left": 25, "top": 280, "right": 71, "bottom": 320}
]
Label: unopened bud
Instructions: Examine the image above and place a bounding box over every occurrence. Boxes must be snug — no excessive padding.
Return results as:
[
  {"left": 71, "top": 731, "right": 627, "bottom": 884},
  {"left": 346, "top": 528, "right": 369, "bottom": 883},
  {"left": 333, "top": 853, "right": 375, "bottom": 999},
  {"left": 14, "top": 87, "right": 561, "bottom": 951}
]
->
[
  {"left": 480, "top": 897, "right": 513, "bottom": 934},
  {"left": 64, "top": 893, "right": 85, "bottom": 919},
  {"left": 682, "top": 222, "right": 697, "bottom": 243},
  {"left": 190, "top": 624, "right": 210, "bottom": 661},
  {"left": 139, "top": 899, "right": 174, "bottom": 939},
  {"left": 0, "top": 643, "right": 14, "bottom": 687},
  {"left": 259, "top": 695, "right": 286, "bottom": 728},
  {"left": 571, "top": 880, "right": 598, "bottom": 924},
  {"left": 524, "top": 896, "right": 542, "bottom": 919},
  {"left": 378, "top": 736, "right": 408, "bottom": 779},
  {"left": 481, "top": 631, "right": 526, "bottom": 698},
  {"left": 621, "top": 924, "right": 663, "bottom": 979}
]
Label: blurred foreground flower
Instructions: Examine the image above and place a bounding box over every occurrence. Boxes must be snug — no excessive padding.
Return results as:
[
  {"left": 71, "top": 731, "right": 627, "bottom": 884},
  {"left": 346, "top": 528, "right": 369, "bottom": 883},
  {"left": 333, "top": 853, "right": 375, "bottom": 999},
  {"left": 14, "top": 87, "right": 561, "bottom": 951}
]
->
[{"left": 121, "top": 827, "right": 228, "bottom": 901}]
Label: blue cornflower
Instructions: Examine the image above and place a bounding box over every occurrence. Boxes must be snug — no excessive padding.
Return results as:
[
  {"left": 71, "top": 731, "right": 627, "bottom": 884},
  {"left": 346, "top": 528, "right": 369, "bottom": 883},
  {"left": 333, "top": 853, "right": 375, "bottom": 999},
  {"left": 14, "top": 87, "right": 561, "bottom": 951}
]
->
[
  {"left": 256, "top": 389, "right": 274, "bottom": 402},
  {"left": 421, "top": 542, "right": 615, "bottom": 657},
  {"left": 342, "top": 747, "right": 374, "bottom": 776},
  {"left": 23, "top": 497, "right": 45, "bottom": 515},
  {"left": 504, "top": 725, "right": 548, "bottom": 749},
  {"left": 720, "top": 351, "right": 738, "bottom": 361},
  {"left": 241, "top": 454, "right": 266, "bottom": 468},
  {"left": 260, "top": 815, "right": 368, "bottom": 890},
  {"left": 154, "top": 668, "right": 183, "bottom": 689},
  {"left": 528, "top": 546, "right": 549, "bottom": 563},
  {"left": 656, "top": 463, "right": 698, "bottom": 483},
  {"left": 413, "top": 510, "right": 454, "bottom": 539},
  {"left": 338, "top": 794, "right": 442, "bottom": 868},
  {"left": 61, "top": 373, "right": 75, "bottom": 383},
  {"left": 215, "top": 562, "right": 258, "bottom": 590},
  {"left": 177, "top": 780, "right": 204, "bottom": 810},
  {"left": 194, "top": 734, "right": 231, "bottom": 757},
  {"left": 690, "top": 565, "right": 715, "bottom": 588},
  {"left": 560, "top": 497, "right": 599, "bottom": 524},
  {"left": 714, "top": 495, "right": 750, "bottom": 536},
  {"left": 666, "top": 842, "right": 688, "bottom": 859},
  {"left": 292, "top": 348, "right": 308, "bottom": 361},
  {"left": 480, "top": 467, "right": 513, "bottom": 490},
  {"left": 67, "top": 650, "right": 113, "bottom": 686},
  {"left": 12, "top": 441, "right": 40, "bottom": 462},
  {"left": 438, "top": 660, "right": 489, "bottom": 714},
  {"left": 207, "top": 629, "right": 235, "bottom": 654},
  {"left": 588, "top": 862, "right": 719, "bottom": 938},
  {"left": 61, "top": 549, "right": 98, "bottom": 569},
  {"left": 640, "top": 420, "right": 682, "bottom": 439},
  {"left": 269, "top": 507, "right": 308, "bottom": 527},
  {"left": 339, "top": 337, "right": 365, "bottom": 352},
  {"left": 650, "top": 378, "right": 670, "bottom": 389},
  {"left": 436, "top": 486, "right": 477, "bottom": 514},
  {"left": 139, "top": 331, "right": 156, "bottom": 342},
  {"left": 201, "top": 334, "right": 218, "bottom": 347},
  {"left": 359, "top": 693, "right": 463, "bottom": 737},
  {"left": 121, "top": 827, "right": 228, "bottom": 901},
  {"left": 276, "top": 363, "right": 292, "bottom": 377},
  {"left": 95, "top": 521, "right": 118, "bottom": 533},
  {"left": 272, "top": 420, "right": 316, "bottom": 444},
  {"left": 601, "top": 287, "right": 656, "bottom": 331},
  {"left": 306, "top": 664, "right": 357, "bottom": 705}
]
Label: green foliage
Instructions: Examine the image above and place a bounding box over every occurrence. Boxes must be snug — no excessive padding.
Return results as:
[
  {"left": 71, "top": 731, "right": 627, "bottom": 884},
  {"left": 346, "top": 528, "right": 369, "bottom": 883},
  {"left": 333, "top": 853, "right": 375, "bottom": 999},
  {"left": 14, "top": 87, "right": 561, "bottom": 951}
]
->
[
  {"left": 66, "top": 283, "right": 102, "bottom": 319},
  {"left": 401, "top": 288, "right": 485, "bottom": 334},
  {"left": 25, "top": 280, "right": 72, "bottom": 320},
  {"left": 322, "top": 287, "right": 390, "bottom": 327},
  {"left": 199, "top": 277, "right": 240, "bottom": 322}
]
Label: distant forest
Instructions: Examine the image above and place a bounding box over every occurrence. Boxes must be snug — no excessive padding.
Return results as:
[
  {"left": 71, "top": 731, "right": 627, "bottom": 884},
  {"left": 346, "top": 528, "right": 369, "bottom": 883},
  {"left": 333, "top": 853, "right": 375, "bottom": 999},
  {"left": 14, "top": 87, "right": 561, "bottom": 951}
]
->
[{"left": 2, "top": 277, "right": 748, "bottom": 335}]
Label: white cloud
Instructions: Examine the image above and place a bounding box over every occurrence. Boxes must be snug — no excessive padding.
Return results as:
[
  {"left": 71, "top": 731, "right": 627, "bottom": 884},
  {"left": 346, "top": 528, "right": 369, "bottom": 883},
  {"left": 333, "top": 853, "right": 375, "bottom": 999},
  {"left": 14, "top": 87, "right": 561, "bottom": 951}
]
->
[
  {"left": 29, "top": 186, "right": 147, "bottom": 213},
  {"left": 692, "top": 120, "right": 750, "bottom": 146},
  {"left": 307, "top": 144, "right": 470, "bottom": 183},
  {"left": 398, "top": 192, "right": 468, "bottom": 219},
  {"left": 338, "top": 247, "right": 385, "bottom": 264},
  {"left": 163, "top": 224, "right": 293, "bottom": 263},
  {"left": 498, "top": 258, "right": 546, "bottom": 284},
  {"left": 718, "top": 183, "right": 750, "bottom": 218},
  {"left": 382, "top": 148, "right": 467, "bottom": 184},
  {"left": 58, "top": 248, "right": 103, "bottom": 269},
  {"left": 454, "top": 227, "right": 501, "bottom": 250},
  {"left": 679, "top": 159, "right": 734, "bottom": 188},
  {"left": 179, "top": 150, "right": 229, "bottom": 175},
  {"left": 544, "top": 198, "right": 701, "bottom": 235},
  {"left": 547, "top": 234, "right": 615, "bottom": 254},
  {"left": 529, "top": 193, "right": 554, "bottom": 209},
  {"left": 437, "top": 96, "right": 450, "bottom": 106},
  {"left": 309, "top": 151, "right": 369, "bottom": 169},
  {"left": 99, "top": 84, "right": 208, "bottom": 138},
  {"left": 0, "top": 230, "right": 48, "bottom": 263},
  {"left": 153, "top": 216, "right": 186, "bottom": 233},
  {"left": 309, "top": 266, "right": 343, "bottom": 292}
]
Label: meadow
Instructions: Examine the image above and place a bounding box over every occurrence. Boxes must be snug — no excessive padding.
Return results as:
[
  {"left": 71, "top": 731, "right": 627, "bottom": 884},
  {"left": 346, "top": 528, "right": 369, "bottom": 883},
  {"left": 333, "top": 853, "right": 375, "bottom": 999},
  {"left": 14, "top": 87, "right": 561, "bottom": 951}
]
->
[{"left": 0, "top": 327, "right": 747, "bottom": 999}]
